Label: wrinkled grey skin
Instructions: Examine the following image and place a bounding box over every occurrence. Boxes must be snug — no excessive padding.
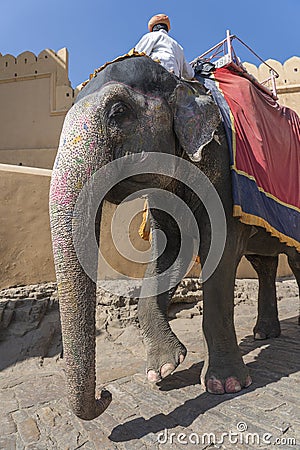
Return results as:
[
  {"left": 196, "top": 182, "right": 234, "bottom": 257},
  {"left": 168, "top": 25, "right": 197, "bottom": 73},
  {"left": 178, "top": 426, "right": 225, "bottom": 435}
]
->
[{"left": 49, "top": 56, "right": 300, "bottom": 420}]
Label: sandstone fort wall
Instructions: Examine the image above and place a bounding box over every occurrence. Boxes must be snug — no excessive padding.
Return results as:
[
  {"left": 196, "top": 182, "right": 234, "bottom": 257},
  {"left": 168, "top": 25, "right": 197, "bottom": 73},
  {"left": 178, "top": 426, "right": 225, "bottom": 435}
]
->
[{"left": 0, "top": 48, "right": 76, "bottom": 168}]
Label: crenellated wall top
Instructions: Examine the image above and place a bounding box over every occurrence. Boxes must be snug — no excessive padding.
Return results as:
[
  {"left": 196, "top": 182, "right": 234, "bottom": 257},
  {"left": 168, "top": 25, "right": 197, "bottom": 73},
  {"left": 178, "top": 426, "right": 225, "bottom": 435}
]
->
[
  {"left": 0, "top": 48, "right": 70, "bottom": 86},
  {"left": 244, "top": 56, "right": 300, "bottom": 87}
]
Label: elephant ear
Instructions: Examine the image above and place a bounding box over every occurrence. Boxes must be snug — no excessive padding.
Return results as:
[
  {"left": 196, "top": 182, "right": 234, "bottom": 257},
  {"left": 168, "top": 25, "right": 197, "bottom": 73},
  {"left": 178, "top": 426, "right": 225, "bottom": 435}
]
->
[{"left": 173, "top": 83, "right": 221, "bottom": 161}]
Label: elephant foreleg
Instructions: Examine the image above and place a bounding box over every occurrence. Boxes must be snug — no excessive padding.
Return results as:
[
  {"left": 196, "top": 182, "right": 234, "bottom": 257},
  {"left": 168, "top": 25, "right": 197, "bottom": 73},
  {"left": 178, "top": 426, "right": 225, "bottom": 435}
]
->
[{"left": 137, "top": 208, "right": 193, "bottom": 382}]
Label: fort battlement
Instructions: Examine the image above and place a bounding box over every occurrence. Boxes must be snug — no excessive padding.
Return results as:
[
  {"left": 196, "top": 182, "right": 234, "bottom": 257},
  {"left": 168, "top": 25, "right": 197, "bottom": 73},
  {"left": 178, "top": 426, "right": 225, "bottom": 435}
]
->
[
  {"left": 0, "top": 47, "right": 77, "bottom": 119},
  {"left": 244, "top": 57, "right": 300, "bottom": 114},
  {"left": 0, "top": 48, "right": 77, "bottom": 168},
  {"left": 244, "top": 56, "right": 300, "bottom": 87},
  {"left": 0, "top": 49, "right": 68, "bottom": 78},
  {"left": 0, "top": 48, "right": 75, "bottom": 112}
]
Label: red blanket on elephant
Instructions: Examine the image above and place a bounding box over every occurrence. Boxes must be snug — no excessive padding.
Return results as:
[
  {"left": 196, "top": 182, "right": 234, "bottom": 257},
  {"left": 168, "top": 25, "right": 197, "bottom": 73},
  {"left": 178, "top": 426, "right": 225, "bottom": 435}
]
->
[{"left": 205, "top": 67, "right": 300, "bottom": 252}]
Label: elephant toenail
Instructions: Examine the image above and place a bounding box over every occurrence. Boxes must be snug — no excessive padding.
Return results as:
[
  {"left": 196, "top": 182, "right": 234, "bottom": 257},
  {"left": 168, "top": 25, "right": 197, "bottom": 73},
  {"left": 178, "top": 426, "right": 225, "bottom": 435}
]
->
[
  {"left": 244, "top": 375, "right": 252, "bottom": 387},
  {"left": 147, "top": 370, "right": 161, "bottom": 383},
  {"left": 254, "top": 332, "right": 267, "bottom": 340},
  {"left": 206, "top": 377, "right": 225, "bottom": 394},
  {"left": 225, "top": 377, "right": 241, "bottom": 393},
  {"left": 160, "top": 363, "right": 175, "bottom": 379},
  {"left": 179, "top": 354, "right": 185, "bottom": 364}
]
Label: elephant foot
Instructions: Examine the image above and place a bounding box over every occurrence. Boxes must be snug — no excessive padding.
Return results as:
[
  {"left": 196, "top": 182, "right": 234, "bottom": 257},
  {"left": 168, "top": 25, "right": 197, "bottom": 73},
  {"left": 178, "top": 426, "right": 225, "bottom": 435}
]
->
[
  {"left": 146, "top": 339, "right": 187, "bottom": 383},
  {"left": 253, "top": 318, "right": 281, "bottom": 340},
  {"left": 201, "top": 360, "right": 252, "bottom": 394}
]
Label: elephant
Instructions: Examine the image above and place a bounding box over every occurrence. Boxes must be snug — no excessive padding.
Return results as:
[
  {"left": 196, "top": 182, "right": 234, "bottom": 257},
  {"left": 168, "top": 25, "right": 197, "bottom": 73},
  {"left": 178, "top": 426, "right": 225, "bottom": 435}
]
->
[{"left": 49, "top": 54, "right": 300, "bottom": 420}]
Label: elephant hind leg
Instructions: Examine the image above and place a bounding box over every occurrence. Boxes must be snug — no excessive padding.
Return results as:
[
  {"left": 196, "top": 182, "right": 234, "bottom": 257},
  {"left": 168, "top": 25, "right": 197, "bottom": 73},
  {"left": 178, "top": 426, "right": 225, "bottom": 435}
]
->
[
  {"left": 246, "top": 255, "right": 281, "bottom": 339},
  {"left": 287, "top": 254, "right": 300, "bottom": 326},
  {"left": 201, "top": 250, "right": 252, "bottom": 395}
]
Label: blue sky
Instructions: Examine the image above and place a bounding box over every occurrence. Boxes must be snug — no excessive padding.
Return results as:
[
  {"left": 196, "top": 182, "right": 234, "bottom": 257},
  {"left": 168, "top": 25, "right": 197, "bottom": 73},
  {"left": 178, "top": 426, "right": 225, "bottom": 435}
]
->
[{"left": 1, "top": 0, "right": 299, "bottom": 87}]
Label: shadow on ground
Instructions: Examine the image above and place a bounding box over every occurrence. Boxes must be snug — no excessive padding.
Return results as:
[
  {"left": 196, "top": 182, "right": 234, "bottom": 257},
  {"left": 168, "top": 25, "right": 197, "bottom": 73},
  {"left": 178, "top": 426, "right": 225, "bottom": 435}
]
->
[
  {"left": 0, "top": 307, "right": 104, "bottom": 372},
  {"left": 109, "top": 315, "right": 300, "bottom": 442}
]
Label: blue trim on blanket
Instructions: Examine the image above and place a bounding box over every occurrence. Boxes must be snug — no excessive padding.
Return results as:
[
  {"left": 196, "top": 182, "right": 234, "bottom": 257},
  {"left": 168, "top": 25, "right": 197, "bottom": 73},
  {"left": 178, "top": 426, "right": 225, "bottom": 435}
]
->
[{"left": 231, "top": 171, "right": 300, "bottom": 243}]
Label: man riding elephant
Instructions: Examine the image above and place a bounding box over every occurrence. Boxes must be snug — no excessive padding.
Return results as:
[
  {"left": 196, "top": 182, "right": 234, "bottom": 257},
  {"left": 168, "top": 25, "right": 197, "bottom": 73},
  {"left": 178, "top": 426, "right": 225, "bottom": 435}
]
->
[{"left": 135, "top": 13, "right": 195, "bottom": 80}]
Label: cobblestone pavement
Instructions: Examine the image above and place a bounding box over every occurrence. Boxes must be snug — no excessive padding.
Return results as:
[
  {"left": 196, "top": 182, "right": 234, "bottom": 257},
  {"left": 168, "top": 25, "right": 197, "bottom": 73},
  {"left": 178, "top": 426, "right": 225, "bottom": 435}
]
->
[{"left": 0, "top": 279, "right": 299, "bottom": 449}]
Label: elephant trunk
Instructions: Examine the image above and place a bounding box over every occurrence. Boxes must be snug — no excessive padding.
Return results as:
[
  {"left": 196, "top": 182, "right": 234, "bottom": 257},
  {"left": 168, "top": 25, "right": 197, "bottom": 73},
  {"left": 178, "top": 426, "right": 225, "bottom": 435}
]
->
[
  {"left": 49, "top": 106, "right": 112, "bottom": 420},
  {"left": 50, "top": 192, "right": 111, "bottom": 420}
]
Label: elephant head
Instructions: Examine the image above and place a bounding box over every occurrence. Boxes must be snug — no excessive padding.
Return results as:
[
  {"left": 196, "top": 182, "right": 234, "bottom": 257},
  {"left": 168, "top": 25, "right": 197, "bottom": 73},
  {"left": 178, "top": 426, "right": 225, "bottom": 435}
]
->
[{"left": 49, "top": 55, "right": 221, "bottom": 420}]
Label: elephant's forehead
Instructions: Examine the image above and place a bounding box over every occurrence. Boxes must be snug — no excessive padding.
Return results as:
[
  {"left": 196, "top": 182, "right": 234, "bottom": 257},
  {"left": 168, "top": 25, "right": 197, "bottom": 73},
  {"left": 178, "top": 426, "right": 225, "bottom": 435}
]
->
[
  {"left": 75, "top": 56, "right": 177, "bottom": 103},
  {"left": 77, "top": 82, "right": 165, "bottom": 107}
]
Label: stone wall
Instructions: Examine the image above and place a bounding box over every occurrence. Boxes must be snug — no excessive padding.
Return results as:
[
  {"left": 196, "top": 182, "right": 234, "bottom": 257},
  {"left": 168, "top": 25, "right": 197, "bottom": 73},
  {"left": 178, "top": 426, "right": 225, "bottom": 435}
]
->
[
  {"left": 0, "top": 163, "right": 152, "bottom": 289},
  {"left": 0, "top": 161, "right": 291, "bottom": 289},
  {"left": 0, "top": 48, "right": 76, "bottom": 169},
  {"left": 0, "top": 164, "right": 54, "bottom": 289}
]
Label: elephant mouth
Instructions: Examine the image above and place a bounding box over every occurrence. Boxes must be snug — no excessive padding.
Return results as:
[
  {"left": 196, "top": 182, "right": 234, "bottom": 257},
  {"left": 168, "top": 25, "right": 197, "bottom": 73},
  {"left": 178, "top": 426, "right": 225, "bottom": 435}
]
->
[
  {"left": 113, "top": 148, "right": 148, "bottom": 163},
  {"left": 106, "top": 149, "right": 176, "bottom": 204}
]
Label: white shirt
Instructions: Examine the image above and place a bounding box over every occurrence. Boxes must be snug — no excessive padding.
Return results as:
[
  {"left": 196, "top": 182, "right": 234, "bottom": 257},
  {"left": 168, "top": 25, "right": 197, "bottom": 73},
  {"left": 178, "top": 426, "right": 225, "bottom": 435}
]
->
[{"left": 135, "top": 29, "right": 194, "bottom": 80}]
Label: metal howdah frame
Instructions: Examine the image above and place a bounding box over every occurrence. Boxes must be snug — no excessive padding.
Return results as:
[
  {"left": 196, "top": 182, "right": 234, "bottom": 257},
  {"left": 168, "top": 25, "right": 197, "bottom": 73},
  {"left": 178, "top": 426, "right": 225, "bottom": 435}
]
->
[{"left": 191, "top": 30, "right": 280, "bottom": 100}]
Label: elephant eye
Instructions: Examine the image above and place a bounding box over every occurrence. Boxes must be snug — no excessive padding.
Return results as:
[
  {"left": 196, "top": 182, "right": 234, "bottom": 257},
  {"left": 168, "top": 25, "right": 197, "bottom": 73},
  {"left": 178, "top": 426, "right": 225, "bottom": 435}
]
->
[
  {"left": 108, "top": 102, "right": 128, "bottom": 119},
  {"left": 107, "top": 101, "right": 135, "bottom": 128}
]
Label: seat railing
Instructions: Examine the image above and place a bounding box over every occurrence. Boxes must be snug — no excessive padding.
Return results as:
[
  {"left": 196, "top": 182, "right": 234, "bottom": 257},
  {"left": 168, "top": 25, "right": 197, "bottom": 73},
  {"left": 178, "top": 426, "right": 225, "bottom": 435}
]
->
[{"left": 191, "top": 30, "right": 279, "bottom": 99}]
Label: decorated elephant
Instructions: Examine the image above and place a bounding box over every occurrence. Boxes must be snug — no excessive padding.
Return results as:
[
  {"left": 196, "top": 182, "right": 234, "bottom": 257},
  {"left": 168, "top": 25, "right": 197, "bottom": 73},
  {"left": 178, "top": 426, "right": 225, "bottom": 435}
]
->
[{"left": 49, "top": 54, "right": 300, "bottom": 420}]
